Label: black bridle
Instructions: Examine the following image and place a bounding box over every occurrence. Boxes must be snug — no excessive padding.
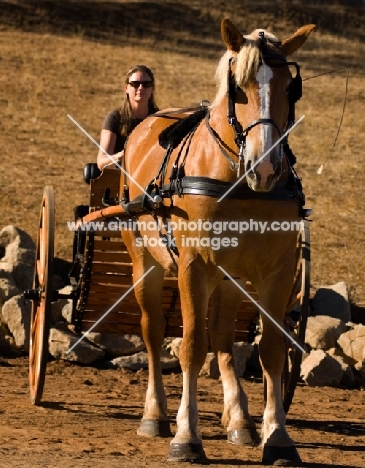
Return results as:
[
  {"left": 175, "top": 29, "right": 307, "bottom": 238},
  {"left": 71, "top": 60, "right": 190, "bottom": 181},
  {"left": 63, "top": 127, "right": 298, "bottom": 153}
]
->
[{"left": 226, "top": 39, "right": 302, "bottom": 160}]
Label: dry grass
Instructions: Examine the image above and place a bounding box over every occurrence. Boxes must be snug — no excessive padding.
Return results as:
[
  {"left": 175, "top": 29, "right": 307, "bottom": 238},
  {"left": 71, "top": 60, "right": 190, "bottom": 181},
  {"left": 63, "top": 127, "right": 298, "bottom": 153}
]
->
[{"left": 1, "top": 1, "right": 364, "bottom": 308}]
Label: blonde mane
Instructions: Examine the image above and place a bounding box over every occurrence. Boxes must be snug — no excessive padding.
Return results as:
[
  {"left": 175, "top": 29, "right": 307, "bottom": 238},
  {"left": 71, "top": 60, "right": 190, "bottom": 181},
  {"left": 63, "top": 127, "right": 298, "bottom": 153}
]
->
[{"left": 211, "top": 29, "right": 280, "bottom": 109}]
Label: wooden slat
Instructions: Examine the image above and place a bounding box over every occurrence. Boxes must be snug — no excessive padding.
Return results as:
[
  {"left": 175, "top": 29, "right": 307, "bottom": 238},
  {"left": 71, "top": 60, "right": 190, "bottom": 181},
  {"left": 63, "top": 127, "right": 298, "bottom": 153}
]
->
[
  {"left": 81, "top": 321, "right": 142, "bottom": 335},
  {"left": 82, "top": 301, "right": 143, "bottom": 314},
  {"left": 87, "top": 283, "right": 134, "bottom": 293},
  {"left": 84, "top": 297, "right": 134, "bottom": 311},
  {"left": 93, "top": 239, "right": 129, "bottom": 252},
  {"left": 89, "top": 272, "right": 133, "bottom": 286},
  {"left": 164, "top": 326, "right": 183, "bottom": 337},
  {"left": 82, "top": 310, "right": 142, "bottom": 324},
  {"left": 92, "top": 250, "right": 133, "bottom": 263},
  {"left": 237, "top": 304, "right": 260, "bottom": 314},
  {"left": 91, "top": 262, "right": 133, "bottom": 275},
  {"left": 234, "top": 331, "right": 250, "bottom": 341},
  {"left": 84, "top": 294, "right": 135, "bottom": 308},
  {"left": 82, "top": 307, "right": 257, "bottom": 328},
  {"left": 235, "top": 315, "right": 257, "bottom": 323},
  {"left": 90, "top": 229, "right": 125, "bottom": 238},
  {"left": 161, "top": 291, "right": 180, "bottom": 301},
  {"left": 163, "top": 277, "right": 179, "bottom": 286},
  {"left": 81, "top": 315, "right": 254, "bottom": 341},
  {"left": 163, "top": 325, "right": 250, "bottom": 342},
  {"left": 86, "top": 284, "right": 133, "bottom": 295}
]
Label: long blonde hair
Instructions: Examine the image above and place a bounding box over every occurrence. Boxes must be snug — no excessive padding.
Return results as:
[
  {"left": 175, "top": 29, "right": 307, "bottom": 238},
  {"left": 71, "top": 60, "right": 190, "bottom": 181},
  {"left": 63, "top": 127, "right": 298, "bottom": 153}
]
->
[{"left": 120, "top": 64, "right": 159, "bottom": 137}]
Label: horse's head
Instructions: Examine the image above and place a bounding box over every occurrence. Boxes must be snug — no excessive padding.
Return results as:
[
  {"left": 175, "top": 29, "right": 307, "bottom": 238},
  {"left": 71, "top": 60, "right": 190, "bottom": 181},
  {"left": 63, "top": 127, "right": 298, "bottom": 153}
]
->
[{"left": 215, "top": 20, "right": 315, "bottom": 192}]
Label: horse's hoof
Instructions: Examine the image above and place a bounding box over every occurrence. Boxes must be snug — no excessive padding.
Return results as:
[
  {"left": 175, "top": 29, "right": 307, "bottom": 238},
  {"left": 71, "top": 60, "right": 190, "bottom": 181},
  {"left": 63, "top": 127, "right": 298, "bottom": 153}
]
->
[
  {"left": 137, "top": 419, "right": 172, "bottom": 438},
  {"left": 262, "top": 445, "right": 302, "bottom": 466},
  {"left": 167, "top": 442, "right": 208, "bottom": 464},
  {"left": 227, "top": 427, "right": 261, "bottom": 446}
]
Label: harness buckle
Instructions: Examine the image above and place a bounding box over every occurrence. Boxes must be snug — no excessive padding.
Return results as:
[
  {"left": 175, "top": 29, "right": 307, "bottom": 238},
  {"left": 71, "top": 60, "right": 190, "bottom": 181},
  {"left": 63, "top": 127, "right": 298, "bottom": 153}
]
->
[{"left": 237, "top": 143, "right": 246, "bottom": 177}]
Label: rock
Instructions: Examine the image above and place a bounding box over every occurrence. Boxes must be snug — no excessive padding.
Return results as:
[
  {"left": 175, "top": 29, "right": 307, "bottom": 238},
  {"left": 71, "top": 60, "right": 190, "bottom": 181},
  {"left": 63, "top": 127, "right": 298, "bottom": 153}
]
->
[
  {"left": 354, "top": 361, "right": 365, "bottom": 378},
  {"left": 337, "top": 324, "right": 365, "bottom": 362},
  {"left": 305, "top": 315, "right": 347, "bottom": 351},
  {"left": 109, "top": 349, "right": 179, "bottom": 371},
  {"left": 0, "top": 321, "right": 22, "bottom": 357},
  {"left": 0, "top": 225, "right": 35, "bottom": 259},
  {"left": 51, "top": 286, "right": 73, "bottom": 324},
  {"left": 0, "top": 274, "right": 21, "bottom": 305},
  {"left": 0, "top": 295, "right": 31, "bottom": 351},
  {"left": 48, "top": 325, "right": 105, "bottom": 364},
  {"left": 86, "top": 333, "right": 145, "bottom": 358},
  {"left": 326, "top": 346, "right": 355, "bottom": 367},
  {"left": 233, "top": 342, "right": 254, "bottom": 377},
  {"left": 311, "top": 282, "right": 351, "bottom": 322},
  {"left": 245, "top": 333, "right": 262, "bottom": 372},
  {"left": 200, "top": 352, "right": 220, "bottom": 378},
  {"left": 300, "top": 349, "right": 343, "bottom": 387},
  {"left": 166, "top": 337, "right": 182, "bottom": 358},
  {"left": 166, "top": 340, "right": 253, "bottom": 378},
  {"left": 327, "top": 348, "right": 355, "bottom": 387},
  {"left": 61, "top": 301, "right": 73, "bottom": 323},
  {"left": 0, "top": 225, "right": 36, "bottom": 291}
]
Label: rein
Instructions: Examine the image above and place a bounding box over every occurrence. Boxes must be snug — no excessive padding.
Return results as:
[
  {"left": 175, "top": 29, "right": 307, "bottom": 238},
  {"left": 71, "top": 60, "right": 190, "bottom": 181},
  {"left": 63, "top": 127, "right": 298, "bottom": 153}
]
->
[{"left": 303, "top": 67, "right": 349, "bottom": 174}]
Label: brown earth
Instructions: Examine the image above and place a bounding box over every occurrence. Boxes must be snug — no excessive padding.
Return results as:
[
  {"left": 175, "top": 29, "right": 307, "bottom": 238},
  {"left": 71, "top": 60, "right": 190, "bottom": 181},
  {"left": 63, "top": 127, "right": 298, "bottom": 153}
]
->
[
  {"left": 0, "top": 1, "right": 365, "bottom": 467},
  {"left": 0, "top": 357, "right": 364, "bottom": 468}
]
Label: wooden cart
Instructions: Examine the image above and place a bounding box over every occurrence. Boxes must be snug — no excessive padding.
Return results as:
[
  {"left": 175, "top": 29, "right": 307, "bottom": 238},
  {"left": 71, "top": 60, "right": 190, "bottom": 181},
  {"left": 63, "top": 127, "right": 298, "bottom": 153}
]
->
[{"left": 24, "top": 165, "right": 310, "bottom": 411}]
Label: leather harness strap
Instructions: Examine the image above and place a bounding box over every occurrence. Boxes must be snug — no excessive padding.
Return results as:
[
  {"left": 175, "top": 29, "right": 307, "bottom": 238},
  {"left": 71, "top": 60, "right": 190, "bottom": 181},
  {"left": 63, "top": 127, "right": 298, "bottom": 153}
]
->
[{"left": 161, "top": 176, "right": 304, "bottom": 204}]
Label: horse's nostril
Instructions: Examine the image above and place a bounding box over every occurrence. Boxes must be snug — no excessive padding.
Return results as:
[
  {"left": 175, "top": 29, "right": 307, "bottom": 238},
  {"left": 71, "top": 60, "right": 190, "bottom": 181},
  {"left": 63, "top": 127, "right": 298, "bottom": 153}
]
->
[
  {"left": 245, "top": 160, "right": 253, "bottom": 176},
  {"left": 274, "top": 162, "right": 282, "bottom": 177}
]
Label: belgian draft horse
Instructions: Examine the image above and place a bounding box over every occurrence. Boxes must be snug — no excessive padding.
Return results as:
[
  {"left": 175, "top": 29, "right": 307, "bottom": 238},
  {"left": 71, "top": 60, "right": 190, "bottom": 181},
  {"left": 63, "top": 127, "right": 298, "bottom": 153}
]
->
[{"left": 120, "top": 19, "right": 315, "bottom": 465}]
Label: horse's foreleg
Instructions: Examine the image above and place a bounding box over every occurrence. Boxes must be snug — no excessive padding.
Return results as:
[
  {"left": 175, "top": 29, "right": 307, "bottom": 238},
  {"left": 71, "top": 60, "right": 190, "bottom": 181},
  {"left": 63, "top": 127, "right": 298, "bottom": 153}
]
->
[
  {"left": 259, "top": 291, "right": 301, "bottom": 466},
  {"left": 167, "top": 258, "right": 210, "bottom": 463},
  {"left": 210, "top": 280, "right": 260, "bottom": 446},
  {"left": 133, "top": 258, "right": 172, "bottom": 438}
]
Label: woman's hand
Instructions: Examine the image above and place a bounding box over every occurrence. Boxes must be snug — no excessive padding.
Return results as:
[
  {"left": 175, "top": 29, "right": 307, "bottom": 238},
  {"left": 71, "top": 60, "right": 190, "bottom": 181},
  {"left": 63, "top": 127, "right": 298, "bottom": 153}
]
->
[{"left": 114, "top": 150, "right": 124, "bottom": 163}]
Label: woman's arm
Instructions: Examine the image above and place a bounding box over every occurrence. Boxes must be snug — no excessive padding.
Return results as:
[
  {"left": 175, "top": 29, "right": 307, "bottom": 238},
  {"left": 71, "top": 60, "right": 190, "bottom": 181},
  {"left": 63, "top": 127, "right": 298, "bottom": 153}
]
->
[{"left": 96, "top": 129, "right": 123, "bottom": 170}]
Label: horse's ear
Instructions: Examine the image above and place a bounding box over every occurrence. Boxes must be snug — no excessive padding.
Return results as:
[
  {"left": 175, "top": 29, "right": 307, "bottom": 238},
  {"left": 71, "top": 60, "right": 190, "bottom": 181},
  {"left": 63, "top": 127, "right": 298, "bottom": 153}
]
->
[
  {"left": 221, "top": 18, "right": 245, "bottom": 53},
  {"left": 281, "top": 24, "right": 316, "bottom": 57}
]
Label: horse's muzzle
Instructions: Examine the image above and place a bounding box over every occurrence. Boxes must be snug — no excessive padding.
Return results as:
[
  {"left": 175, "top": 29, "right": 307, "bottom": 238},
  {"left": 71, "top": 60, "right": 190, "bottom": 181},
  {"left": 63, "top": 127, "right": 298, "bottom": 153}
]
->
[{"left": 245, "top": 159, "right": 282, "bottom": 192}]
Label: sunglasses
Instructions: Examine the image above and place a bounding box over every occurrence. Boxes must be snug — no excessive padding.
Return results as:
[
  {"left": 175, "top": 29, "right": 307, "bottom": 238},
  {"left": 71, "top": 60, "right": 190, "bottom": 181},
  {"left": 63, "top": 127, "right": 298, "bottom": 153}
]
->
[{"left": 128, "top": 80, "right": 153, "bottom": 89}]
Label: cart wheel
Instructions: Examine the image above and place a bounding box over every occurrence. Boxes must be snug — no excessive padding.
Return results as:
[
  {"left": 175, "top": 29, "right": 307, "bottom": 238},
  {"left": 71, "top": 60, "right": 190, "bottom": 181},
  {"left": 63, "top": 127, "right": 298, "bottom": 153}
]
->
[
  {"left": 282, "top": 219, "right": 310, "bottom": 413},
  {"left": 29, "top": 186, "right": 55, "bottom": 405}
]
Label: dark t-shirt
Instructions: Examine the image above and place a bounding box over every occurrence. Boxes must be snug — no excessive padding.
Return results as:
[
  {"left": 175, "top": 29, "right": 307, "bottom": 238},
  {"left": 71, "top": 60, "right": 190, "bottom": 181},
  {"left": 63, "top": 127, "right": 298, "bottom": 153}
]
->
[{"left": 102, "top": 109, "right": 142, "bottom": 153}]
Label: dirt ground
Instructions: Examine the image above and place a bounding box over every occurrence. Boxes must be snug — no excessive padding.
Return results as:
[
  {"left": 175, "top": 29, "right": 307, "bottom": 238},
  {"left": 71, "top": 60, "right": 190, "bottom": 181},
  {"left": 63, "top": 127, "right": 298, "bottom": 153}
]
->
[
  {"left": 0, "top": 357, "right": 364, "bottom": 468},
  {"left": 1, "top": 1, "right": 365, "bottom": 467}
]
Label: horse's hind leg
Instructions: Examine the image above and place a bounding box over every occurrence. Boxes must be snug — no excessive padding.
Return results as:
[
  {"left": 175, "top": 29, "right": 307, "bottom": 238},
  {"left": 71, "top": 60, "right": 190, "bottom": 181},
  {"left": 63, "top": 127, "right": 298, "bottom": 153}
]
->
[
  {"left": 209, "top": 279, "right": 260, "bottom": 446},
  {"left": 130, "top": 250, "right": 172, "bottom": 438}
]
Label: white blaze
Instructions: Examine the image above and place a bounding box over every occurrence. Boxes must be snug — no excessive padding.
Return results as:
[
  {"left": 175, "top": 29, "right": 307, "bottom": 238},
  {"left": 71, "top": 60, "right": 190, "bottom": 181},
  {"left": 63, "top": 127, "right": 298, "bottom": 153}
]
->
[
  {"left": 257, "top": 64, "right": 273, "bottom": 152},
  {"left": 245, "top": 64, "right": 275, "bottom": 185}
]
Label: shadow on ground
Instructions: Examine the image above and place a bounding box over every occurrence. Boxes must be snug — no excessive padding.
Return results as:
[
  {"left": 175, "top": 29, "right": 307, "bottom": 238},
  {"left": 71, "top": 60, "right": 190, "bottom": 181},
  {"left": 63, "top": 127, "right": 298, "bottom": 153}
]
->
[{"left": 1, "top": 0, "right": 365, "bottom": 59}]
